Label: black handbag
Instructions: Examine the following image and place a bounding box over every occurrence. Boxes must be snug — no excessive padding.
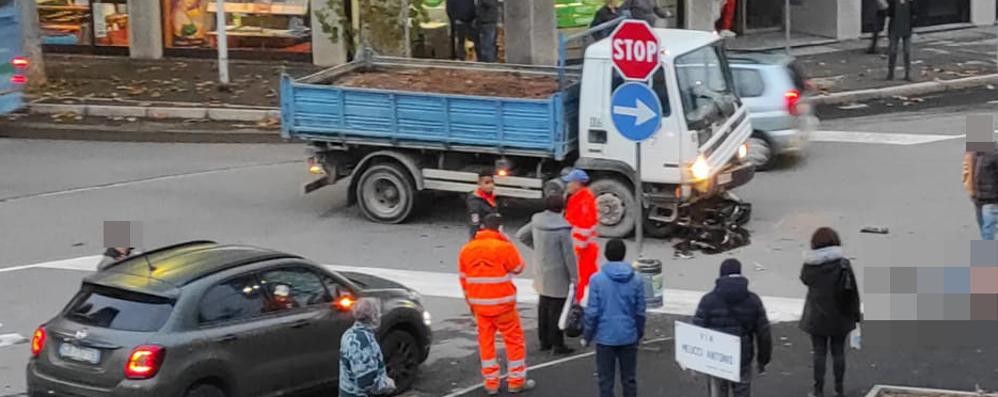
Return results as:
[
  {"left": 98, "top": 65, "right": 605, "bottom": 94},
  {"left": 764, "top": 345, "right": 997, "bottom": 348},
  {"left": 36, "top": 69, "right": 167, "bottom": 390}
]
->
[{"left": 564, "top": 304, "right": 585, "bottom": 338}]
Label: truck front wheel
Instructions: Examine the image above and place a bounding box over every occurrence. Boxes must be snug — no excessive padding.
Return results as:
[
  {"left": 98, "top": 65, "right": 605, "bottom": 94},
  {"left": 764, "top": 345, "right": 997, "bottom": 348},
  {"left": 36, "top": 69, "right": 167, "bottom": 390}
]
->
[
  {"left": 590, "top": 178, "right": 637, "bottom": 239},
  {"left": 356, "top": 163, "right": 416, "bottom": 224}
]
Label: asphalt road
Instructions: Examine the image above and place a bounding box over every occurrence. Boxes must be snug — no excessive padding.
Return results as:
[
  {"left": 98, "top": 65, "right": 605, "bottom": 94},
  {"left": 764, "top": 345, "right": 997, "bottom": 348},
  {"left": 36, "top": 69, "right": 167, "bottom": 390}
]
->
[{"left": 0, "top": 101, "right": 993, "bottom": 395}]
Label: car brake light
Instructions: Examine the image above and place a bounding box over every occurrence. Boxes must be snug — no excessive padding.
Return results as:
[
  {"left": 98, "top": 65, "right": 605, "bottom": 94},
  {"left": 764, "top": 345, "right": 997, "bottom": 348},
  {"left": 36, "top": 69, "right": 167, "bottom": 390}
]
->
[
  {"left": 11, "top": 75, "right": 27, "bottom": 85},
  {"left": 785, "top": 89, "right": 802, "bottom": 116},
  {"left": 124, "top": 345, "right": 165, "bottom": 379},
  {"left": 30, "top": 326, "right": 46, "bottom": 358},
  {"left": 12, "top": 56, "right": 29, "bottom": 70}
]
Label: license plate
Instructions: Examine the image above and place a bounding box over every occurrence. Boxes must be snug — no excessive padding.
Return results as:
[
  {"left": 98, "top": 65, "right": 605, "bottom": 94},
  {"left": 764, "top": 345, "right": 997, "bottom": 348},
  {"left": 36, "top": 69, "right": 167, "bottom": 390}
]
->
[
  {"left": 718, "top": 172, "right": 733, "bottom": 185},
  {"left": 59, "top": 342, "right": 101, "bottom": 364}
]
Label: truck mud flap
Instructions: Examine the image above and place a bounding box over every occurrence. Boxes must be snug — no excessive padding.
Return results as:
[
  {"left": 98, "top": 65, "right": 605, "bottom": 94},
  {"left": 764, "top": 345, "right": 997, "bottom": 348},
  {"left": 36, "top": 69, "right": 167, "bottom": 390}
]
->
[{"left": 303, "top": 175, "right": 331, "bottom": 194}]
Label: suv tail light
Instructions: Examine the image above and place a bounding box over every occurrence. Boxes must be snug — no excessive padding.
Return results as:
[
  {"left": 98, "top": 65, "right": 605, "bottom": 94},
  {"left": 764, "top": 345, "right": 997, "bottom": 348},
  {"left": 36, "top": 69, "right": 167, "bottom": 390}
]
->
[
  {"left": 10, "top": 56, "right": 28, "bottom": 85},
  {"left": 12, "top": 56, "right": 29, "bottom": 70},
  {"left": 785, "top": 89, "right": 802, "bottom": 116},
  {"left": 124, "top": 345, "right": 165, "bottom": 379},
  {"left": 30, "top": 326, "right": 46, "bottom": 358}
]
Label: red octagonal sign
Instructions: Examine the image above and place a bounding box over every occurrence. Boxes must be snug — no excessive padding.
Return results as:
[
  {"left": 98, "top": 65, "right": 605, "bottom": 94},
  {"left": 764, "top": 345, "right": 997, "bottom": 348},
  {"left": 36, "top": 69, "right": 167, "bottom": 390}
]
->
[{"left": 610, "top": 20, "right": 661, "bottom": 81}]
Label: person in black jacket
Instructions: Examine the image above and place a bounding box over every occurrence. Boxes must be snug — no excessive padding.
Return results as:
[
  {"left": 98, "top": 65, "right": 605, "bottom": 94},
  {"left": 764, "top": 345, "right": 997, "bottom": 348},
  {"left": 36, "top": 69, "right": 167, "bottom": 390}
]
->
[
  {"left": 693, "top": 259, "right": 772, "bottom": 397},
  {"left": 800, "top": 227, "right": 861, "bottom": 397},
  {"left": 974, "top": 151, "right": 998, "bottom": 240},
  {"left": 867, "top": 0, "right": 890, "bottom": 54},
  {"left": 466, "top": 170, "right": 498, "bottom": 240},
  {"left": 474, "top": 0, "right": 500, "bottom": 62},
  {"left": 447, "top": 0, "right": 477, "bottom": 60},
  {"left": 886, "top": 0, "right": 917, "bottom": 80},
  {"left": 590, "top": 0, "right": 621, "bottom": 41}
]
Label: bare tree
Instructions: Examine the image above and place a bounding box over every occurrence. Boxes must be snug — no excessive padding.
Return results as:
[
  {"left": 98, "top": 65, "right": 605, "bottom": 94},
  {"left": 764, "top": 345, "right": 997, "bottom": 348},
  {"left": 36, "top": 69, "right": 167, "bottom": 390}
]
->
[{"left": 17, "top": 0, "right": 46, "bottom": 87}]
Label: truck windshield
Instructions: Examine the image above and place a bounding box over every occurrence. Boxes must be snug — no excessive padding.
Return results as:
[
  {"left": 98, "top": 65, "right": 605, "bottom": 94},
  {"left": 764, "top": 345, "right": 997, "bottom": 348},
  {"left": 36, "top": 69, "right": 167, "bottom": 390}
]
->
[{"left": 674, "top": 43, "right": 739, "bottom": 146}]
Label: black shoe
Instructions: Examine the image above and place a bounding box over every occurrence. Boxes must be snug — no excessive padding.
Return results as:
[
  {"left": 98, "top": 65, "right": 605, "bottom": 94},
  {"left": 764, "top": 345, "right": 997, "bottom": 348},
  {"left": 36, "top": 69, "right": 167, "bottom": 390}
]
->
[
  {"left": 552, "top": 346, "right": 576, "bottom": 355},
  {"left": 539, "top": 345, "right": 552, "bottom": 352},
  {"left": 866, "top": 47, "right": 876, "bottom": 54},
  {"left": 835, "top": 383, "right": 845, "bottom": 397},
  {"left": 886, "top": 73, "right": 894, "bottom": 81}
]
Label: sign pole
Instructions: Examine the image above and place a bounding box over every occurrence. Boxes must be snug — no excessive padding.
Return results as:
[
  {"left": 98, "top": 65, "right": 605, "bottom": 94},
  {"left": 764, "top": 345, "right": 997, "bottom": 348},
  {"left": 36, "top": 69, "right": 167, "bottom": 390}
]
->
[
  {"left": 635, "top": 142, "right": 643, "bottom": 256},
  {"left": 215, "top": 0, "right": 230, "bottom": 85}
]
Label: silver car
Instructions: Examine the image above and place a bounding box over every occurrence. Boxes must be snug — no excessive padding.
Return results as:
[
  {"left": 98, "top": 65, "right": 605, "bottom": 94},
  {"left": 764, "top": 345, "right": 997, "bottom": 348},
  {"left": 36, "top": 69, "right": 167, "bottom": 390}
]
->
[{"left": 729, "top": 53, "right": 820, "bottom": 170}]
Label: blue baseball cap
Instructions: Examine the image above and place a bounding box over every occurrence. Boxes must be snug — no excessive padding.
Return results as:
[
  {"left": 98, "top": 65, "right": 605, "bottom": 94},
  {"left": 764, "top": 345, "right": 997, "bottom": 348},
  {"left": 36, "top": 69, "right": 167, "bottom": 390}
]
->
[{"left": 561, "top": 169, "right": 590, "bottom": 183}]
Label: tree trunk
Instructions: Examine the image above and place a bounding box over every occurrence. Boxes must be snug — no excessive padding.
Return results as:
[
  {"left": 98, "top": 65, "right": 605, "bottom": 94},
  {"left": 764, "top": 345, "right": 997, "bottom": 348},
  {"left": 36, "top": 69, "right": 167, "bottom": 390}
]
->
[{"left": 18, "top": 0, "right": 47, "bottom": 87}]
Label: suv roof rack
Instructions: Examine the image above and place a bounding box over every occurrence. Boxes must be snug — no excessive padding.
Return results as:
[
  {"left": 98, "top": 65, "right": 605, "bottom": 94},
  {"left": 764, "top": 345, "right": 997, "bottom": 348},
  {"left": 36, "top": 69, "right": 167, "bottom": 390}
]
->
[{"left": 103, "top": 240, "right": 218, "bottom": 270}]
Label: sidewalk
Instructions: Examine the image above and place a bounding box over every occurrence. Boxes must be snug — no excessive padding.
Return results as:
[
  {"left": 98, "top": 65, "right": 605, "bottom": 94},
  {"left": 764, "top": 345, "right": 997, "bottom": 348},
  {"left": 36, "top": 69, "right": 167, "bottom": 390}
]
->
[{"left": 516, "top": 320, "right": 998, "bottom": 397}]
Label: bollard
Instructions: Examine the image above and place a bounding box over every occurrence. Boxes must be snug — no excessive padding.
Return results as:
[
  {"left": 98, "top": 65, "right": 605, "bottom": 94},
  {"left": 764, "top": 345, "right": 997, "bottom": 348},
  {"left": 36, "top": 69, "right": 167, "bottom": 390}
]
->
[{"left": 634, "top": 258, "right": 663, "bottom": 308}]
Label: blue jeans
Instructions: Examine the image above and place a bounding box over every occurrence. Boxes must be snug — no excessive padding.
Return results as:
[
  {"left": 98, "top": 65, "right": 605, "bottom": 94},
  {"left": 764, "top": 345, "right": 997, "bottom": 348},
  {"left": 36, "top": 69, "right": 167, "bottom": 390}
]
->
[
  {"left": 476, "top": 23, "right": 498, "bottom": 62},
  {"left": 596, "top": 344, "right": 637, "bottom": 397},
  {"left": 982, "top": 204, "right": 998, "bottom": 240}
]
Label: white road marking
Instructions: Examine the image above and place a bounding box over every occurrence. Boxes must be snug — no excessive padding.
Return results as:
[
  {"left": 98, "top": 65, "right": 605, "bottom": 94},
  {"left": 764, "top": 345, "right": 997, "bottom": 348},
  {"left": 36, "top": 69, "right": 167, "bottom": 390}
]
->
[
  {"left": 0, "top": 160, "right": 298, "bottom": 204},
  {"left": 440, "top": 336, "right": 674, "bottom": 397},
  {"left": 5, "top": 256, "right": 805, "bottom": 323},
  {"left": 811, "top": 130, "right": 964, "bottom": 145},
  {"left": 0, "top": 333, "right": 28, "bottom": 348}
]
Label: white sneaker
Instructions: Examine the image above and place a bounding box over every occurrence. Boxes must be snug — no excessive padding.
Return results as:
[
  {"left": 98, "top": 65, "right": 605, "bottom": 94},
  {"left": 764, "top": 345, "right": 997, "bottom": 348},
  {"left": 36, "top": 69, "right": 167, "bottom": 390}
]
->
[
  {"left": 721, "top": 29, "right": 737, "bottom": 38},
  {"left": 509, "top": 379, "right": 536, "bottom": 394}
]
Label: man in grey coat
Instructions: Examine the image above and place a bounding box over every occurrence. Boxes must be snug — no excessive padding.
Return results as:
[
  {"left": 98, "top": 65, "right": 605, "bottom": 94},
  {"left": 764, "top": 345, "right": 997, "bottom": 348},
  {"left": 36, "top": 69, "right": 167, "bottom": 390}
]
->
[{"left": 517, "top": 194, "right": 578, "bottom": 355}]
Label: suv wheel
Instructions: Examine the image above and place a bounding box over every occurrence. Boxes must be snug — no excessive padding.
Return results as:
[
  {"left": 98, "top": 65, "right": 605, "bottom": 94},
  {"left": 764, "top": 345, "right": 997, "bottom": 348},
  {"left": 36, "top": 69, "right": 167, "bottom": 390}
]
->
[
  {"left": 185, "top": 383, "right": 226, "bottom": 397},
  {"left": 382, "top": 330, "right": 421, "bottom": 393},
  {"left": 747, "top": 136, "right": 774, "bottom": 170}
]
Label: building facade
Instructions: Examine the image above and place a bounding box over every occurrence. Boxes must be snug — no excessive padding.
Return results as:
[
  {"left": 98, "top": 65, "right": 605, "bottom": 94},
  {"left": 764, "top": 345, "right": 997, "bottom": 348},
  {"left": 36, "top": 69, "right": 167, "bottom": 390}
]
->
[{"left": 30, "top": 0, "right": 998, "bottom": 66}]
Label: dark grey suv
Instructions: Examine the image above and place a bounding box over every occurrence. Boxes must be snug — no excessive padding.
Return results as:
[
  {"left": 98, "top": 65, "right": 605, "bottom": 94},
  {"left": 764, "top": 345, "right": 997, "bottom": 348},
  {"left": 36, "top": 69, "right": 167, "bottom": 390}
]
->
[{"left": 26, "top": 240, "right": 432, "bottom": 397}]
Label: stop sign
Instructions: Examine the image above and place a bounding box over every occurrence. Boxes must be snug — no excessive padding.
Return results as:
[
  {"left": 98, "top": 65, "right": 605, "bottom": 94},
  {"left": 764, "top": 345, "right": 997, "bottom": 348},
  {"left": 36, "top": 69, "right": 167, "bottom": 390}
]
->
[{"left": 609, "top": 20, "right": 661, "bottom": 81}]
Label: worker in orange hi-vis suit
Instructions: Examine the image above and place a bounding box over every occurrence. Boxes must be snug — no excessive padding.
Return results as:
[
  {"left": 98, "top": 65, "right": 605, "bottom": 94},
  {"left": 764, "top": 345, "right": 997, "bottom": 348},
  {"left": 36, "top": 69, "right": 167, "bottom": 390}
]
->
[
  {"left": 562, "top": 169, "right": 599, "bottom": 304},
  {"left": 458, "top": 214, "right": 537, "bottom": 395}
]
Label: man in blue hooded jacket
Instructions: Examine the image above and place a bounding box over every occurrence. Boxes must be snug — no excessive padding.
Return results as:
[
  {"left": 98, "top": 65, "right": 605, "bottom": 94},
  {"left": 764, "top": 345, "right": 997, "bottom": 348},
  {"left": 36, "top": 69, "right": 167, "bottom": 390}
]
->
[
  {"left": 581, "top": 239, "right": 646, "bottom": 397},
  {"left": 693, "top": 258, "right": 773, "bottom": 397}
]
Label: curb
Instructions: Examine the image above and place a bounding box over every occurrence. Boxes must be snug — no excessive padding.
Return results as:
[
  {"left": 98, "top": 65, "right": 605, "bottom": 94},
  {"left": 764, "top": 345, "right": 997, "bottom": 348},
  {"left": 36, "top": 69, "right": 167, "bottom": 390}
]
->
[
  {"left": 811, "top": 74, "right": 998, "bottom": 106},
  {"left": 0, "top": 120, "right": 288, "bottom": 144},
  {"left": 27, "top": 102, "right": 279, "bottom": 122},
  {"left": 864, "top": 384, "right": 998, "bottom": 397}
]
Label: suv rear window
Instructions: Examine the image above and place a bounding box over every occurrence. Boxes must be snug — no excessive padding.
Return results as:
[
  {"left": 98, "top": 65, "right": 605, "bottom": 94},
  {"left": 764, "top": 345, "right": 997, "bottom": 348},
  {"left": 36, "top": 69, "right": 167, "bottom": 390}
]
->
[{"left": 65, "top": 285, "right": 174, "bottom": 332}]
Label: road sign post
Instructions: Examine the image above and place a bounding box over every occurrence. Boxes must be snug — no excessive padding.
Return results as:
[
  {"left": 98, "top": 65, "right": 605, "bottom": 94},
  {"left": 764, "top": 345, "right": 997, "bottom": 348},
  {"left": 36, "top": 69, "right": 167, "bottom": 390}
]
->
[{"left": 609, "top": 20, "right": 661, "bottom": 256}]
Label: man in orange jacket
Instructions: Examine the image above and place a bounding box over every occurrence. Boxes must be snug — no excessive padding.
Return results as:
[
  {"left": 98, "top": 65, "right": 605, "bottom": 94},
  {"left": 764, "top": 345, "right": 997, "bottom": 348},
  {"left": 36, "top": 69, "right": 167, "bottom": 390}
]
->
[
  {"left": 459, "top": 214, "right": 536, "bottom": 394},
  {"left": 563, "top": 169, "right": 599, "bottom": 304}
]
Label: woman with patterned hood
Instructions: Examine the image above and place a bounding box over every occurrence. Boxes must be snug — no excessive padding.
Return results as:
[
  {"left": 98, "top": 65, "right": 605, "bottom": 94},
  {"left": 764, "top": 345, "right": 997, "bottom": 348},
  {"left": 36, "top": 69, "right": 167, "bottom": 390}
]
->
[{"left": 340, "top": 298, "right": 396, "bottom": 397}]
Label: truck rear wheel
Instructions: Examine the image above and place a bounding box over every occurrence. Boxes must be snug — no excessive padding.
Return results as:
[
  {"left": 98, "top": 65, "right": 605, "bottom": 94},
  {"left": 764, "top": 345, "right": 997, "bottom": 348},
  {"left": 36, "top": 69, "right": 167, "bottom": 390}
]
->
[
  {"left": 590, "top": 177, "right": 637, "bottom": 239},
  {"left": 356, "top": 163, "right": 416, "bottom": 224}
]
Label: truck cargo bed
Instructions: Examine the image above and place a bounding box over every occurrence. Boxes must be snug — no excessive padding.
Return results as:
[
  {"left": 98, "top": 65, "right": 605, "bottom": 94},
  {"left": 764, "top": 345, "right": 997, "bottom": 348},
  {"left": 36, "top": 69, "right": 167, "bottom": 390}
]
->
[{"left": 281, "top": 57, "right": 580, "bottom": 160}]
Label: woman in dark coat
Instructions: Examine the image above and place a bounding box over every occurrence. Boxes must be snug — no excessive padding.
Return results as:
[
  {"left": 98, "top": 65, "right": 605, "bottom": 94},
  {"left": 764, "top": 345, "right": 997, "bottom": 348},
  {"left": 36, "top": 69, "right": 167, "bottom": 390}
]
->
[{"left": 800, "top": 227, "right": 861, "bottom": 397}]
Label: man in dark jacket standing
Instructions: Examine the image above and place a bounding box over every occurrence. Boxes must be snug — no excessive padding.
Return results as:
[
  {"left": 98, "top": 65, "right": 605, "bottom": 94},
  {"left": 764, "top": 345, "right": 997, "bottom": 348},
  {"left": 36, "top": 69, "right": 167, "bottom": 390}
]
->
[
  {"left": 517, "top": 194, "right": 578, "bottom": 355},
  {"left": 582, "top": 239, "right": 646, "bottom": 397},
  {"left": 693, "top": 259, "right": 772, "bottom": 397},
  {"left": 974, "top": 150, "right": 998, "bottom": 239},
  {"left": 467, "top": 171, "right": 498, "bottom": 240},
  {"left": 621, "top": 0, "right": 671, "bottom": 27},
  {"left": 886, "top": 0, "right": 916, "bottom": 81},
  {"left": 800, "top": 227, "right": 861, "bottom": 397},
  {"left": 474, "top": 0, "right": 500, "bottom": 62},
  {"left": 447, "top": 0, "right": 476, "bottom": 60}
]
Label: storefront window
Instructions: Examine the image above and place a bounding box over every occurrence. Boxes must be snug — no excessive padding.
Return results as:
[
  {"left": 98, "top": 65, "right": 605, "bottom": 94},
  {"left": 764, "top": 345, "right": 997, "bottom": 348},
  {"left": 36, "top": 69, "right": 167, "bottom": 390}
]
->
[
  {"left": 37, "top": 0, "right": 94, "bottom": 46},
  {"left": 162, "top": 0, "right": 312, "bottom": 54},
  {"left": 92, "top": 0, "right": 129, "bottom": 46}
]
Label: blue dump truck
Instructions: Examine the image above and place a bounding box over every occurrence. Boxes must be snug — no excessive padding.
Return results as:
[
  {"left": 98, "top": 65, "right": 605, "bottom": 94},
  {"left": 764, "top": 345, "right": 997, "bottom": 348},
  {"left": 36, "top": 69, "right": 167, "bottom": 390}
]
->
[
  {"left": 281, "top": 26, "right": 755, "bottom": 238},
  {"left": 0, "top": 0, "right": 27, "bottom": 115}
]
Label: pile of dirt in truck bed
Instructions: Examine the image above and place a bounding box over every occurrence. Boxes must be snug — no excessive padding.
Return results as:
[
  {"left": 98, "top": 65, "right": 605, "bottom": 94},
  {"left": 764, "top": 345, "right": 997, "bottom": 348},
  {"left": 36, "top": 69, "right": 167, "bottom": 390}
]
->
[{"left": 333, "top": 67, "right": 562, "bottom": 99}]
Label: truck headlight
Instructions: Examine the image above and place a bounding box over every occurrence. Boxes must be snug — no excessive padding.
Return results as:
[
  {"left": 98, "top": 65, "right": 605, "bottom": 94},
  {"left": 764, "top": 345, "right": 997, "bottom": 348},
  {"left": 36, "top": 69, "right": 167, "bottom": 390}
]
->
[
  {"left": 691, "top": 155, "right": 711, "bottom": 181},
  {"left": 422, "top": 311, "right": 432, "bottom": 326},
  {"left": 738, "top": 144, "right": 748, "bottom": 161}
]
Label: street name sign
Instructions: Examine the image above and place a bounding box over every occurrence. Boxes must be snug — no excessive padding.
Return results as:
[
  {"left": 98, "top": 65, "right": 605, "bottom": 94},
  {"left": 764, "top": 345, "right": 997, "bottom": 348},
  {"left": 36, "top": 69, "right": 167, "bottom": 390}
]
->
[
  {"left": 609, "top": 20, "right": 661, "bottom": 81},
  {"left": 675, "top": 321, "right": 742, "bottom": 382},
  {"left": 610, "top": 82, "right": 662, "bottom": 142}
]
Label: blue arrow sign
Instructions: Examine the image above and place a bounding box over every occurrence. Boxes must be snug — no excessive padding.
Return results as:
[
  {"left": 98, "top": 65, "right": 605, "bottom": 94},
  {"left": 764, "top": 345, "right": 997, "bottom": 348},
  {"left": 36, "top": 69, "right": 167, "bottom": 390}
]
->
[{"left": 611, "top": 82, "right": 662, "bottom": 142}]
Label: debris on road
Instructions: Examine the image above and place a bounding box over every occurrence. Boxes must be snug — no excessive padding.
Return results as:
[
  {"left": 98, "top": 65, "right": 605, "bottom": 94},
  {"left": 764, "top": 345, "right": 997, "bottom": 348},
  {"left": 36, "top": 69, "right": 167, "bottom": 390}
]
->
[{"left": 861, "top": 226, "right": 890, "bottom": 234}]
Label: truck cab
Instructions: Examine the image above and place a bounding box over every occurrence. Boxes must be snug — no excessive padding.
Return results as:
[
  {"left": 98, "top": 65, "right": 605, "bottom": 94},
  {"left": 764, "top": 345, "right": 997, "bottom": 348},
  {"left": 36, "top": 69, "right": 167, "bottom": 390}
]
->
[{"left": 574, "top": 29, "right": 754, "bottom": 237}]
